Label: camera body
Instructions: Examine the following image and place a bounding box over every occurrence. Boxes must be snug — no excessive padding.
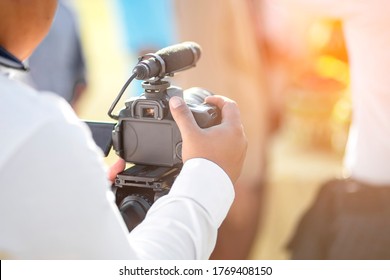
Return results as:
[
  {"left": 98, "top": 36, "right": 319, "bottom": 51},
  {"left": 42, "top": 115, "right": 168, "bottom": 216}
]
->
[
  {"left": 111, "top": 80, "right": 220, "bottom": 231},
  {"left": 112, "top": 81, "right": 219, "bottom": 167}
]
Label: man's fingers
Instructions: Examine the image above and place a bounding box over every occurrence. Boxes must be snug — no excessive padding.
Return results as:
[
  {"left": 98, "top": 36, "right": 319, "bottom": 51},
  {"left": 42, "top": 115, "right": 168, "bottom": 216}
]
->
[
  {"left": 108, "top": 158, "right": 126, "bottom": 183},
  {"left": 170, "top": 96, "right": 200, "bottom": 137},
  {"left": 204, "top": 95, "right": 228, "bottom": 109},
  {"left": 205, "top": 95, "right": 242, "bottom": 126}
]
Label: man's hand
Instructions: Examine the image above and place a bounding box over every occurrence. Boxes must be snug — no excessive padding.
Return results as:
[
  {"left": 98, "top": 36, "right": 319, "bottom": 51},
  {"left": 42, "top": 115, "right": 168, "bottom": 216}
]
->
[
  {"left": 108, "top": 158, "right": 126, "bottom": 183},
  {"left": 169, "top": 95, "right": 247, "bottom": 183}
]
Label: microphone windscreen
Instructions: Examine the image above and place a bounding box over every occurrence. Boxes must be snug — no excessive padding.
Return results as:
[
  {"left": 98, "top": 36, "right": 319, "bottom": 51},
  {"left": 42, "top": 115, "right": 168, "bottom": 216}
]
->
[{"left": 156, "top": 42, "right": 201, "bottom": 74}]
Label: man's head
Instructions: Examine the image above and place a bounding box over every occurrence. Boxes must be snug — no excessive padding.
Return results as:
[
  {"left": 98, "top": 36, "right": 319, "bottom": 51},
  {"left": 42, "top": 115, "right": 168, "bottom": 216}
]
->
[{"left": 0, "top": 0, "right": 58, "bottom": 60}]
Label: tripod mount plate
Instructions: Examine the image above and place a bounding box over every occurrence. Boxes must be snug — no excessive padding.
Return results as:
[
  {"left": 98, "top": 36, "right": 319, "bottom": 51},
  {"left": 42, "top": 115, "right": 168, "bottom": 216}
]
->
[{"left": 115, "top": 164, "right": 181, "bottom": 190}]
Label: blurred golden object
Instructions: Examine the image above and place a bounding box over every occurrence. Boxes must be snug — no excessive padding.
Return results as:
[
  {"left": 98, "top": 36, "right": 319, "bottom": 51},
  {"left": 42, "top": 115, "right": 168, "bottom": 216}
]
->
[
  {"left": 309, "top": 20, "right": 348, "bottom": 62},
  {"left": 285, "top": 75, "right": 347, "bottom": 152},
  {"left": 315, "top": 55, "right": 349, "bottom": 85},
  {"left": 284, "top": 19, "right": 351, "bottom": 155}
]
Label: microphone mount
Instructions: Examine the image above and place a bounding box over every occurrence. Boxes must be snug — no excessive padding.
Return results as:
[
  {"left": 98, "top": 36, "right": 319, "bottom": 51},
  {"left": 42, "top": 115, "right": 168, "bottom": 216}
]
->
[{"left": 133, "top": 53, "right": 167, "bottom": 80}]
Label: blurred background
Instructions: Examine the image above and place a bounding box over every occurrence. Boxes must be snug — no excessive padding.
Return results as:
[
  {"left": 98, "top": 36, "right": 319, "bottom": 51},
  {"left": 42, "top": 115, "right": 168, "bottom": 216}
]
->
[{"left": 27, "top": 0, "right": 352, "bottom": 259}]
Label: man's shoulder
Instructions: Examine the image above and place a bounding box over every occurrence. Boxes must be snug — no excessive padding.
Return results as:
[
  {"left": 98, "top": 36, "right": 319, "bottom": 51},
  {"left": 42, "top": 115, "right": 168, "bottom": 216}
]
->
[
  {"left": 0, "top": 75, "right": 86, "bottom": 163},
  {"left": 1, "top": 74, "right": 78, "bottom": 125}
]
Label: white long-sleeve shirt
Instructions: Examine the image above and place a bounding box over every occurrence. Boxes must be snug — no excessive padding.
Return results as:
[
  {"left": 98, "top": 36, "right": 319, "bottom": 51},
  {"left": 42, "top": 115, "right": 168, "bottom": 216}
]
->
[{"left": 0, "top": 69, "right": 234, "bottom": 259}]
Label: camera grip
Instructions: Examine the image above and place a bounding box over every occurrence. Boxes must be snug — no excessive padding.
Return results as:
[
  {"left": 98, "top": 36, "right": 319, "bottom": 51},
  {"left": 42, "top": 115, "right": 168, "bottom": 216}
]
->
[{"left": 189, "top": 103, "right": 221, "bottom": 128}]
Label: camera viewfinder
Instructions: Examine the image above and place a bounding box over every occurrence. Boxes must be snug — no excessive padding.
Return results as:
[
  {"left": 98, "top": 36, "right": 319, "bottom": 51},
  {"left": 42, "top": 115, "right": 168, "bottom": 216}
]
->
[{"left": 142, "top": 107, "right": 156, "bottom": 119}]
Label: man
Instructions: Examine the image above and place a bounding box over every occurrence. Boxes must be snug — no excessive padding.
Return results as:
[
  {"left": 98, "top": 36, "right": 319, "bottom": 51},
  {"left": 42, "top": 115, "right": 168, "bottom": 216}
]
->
[{"left": 0, "top": 0, "right": 247, "bottom": 259}]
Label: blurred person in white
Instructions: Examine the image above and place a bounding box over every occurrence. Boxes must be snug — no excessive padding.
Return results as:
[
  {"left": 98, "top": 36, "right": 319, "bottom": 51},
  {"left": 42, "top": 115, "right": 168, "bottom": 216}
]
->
[
  {"left": 13, "top": 0, "right": 87, "bottom": 109},
  {"left": 0, "top": 0, "right": 247, "bottom": 259},
  {"left": 277, "top": 0, "right": 390, "bottom": 259}
]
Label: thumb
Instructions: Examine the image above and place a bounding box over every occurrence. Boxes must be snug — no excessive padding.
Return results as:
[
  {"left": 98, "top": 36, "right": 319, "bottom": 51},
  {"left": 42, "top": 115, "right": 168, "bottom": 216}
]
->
[{"left": 169, "top": 96, "right": 200, "bottom": 137}]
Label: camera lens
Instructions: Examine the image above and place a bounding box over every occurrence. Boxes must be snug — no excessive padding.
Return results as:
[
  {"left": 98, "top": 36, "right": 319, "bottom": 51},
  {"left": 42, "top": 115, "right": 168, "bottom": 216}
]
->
[{"left": 119, "top": 194, "right": 152, "bottom": 232}]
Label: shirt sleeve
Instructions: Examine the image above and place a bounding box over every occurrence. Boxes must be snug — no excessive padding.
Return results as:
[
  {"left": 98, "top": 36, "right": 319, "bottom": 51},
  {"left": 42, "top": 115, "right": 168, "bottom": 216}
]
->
[{"left": 128, "top": 158, "right": 235, "bottom": 259}]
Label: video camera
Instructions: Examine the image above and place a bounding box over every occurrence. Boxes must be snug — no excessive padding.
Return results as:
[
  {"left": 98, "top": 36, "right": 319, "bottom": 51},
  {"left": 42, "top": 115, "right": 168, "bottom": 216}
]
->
[{"left": 87, "top": 42, "right": 220, "bottom": 231}]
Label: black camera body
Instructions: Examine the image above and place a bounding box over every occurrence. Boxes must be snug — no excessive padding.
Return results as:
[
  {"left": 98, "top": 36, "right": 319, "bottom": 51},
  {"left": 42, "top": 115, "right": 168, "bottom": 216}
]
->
[
  {"left": 112, "top": 82, "right": 219, "bottom": 167},
  {"left": 96, "top": 42, "right": 221, "bottom": 231}
]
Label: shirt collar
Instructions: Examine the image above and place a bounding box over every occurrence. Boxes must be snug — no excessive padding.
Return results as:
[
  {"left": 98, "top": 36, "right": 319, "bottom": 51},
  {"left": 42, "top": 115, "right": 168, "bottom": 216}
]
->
[{"left": 0, "top": 46, "right": 28, "bottom": 71}]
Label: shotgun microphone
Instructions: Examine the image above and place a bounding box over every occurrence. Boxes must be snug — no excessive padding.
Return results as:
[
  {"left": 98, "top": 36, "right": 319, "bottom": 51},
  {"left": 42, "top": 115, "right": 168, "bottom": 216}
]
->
[{"left": 132, "top": 41, "right": 201, "bottom": 80}]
